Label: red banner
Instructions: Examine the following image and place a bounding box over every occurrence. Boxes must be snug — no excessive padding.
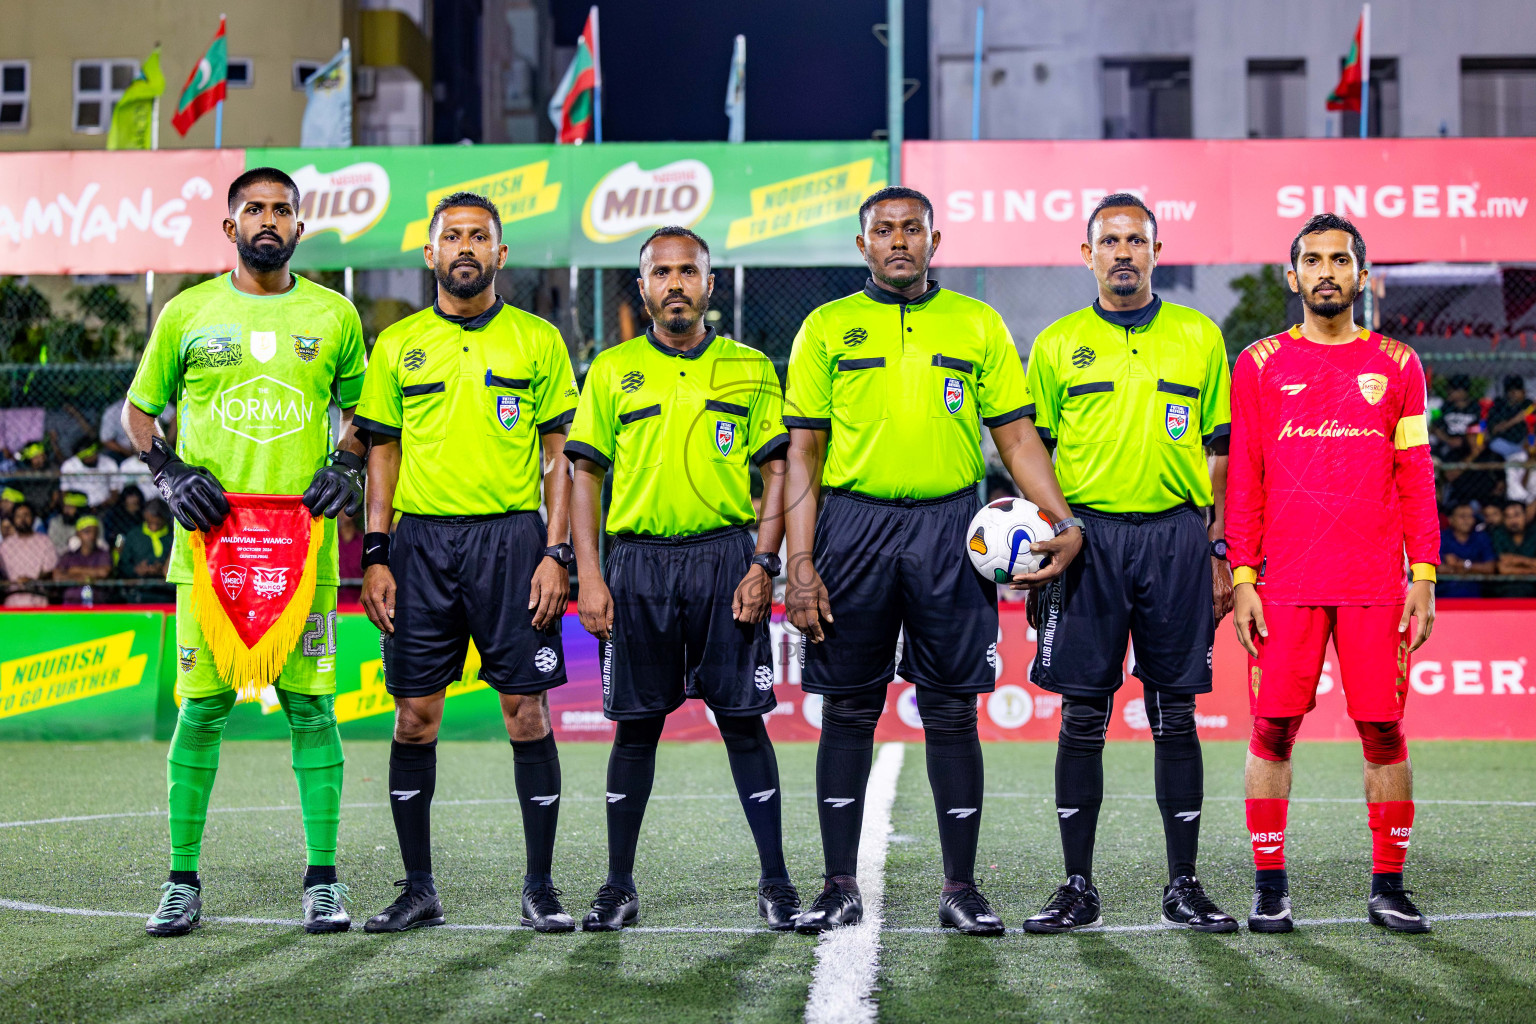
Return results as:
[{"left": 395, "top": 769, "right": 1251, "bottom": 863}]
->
[
  {"left": 903, "top": 139, "right": 1536, "bottom": 267},
  {"left": 618, "top": 602, "right": 1536, "bottom": 744},
  {"left": 0, "top": 150, "right": 242, "bottom": 275}
]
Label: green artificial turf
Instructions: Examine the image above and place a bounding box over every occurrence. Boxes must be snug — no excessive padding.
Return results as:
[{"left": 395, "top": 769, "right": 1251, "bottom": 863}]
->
[{"left": 0, "top": 739, "right": 1532, "bottom": 1023}]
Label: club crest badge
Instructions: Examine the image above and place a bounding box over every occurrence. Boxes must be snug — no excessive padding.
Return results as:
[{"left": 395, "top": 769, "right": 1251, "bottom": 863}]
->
[
  {"left": 497, "top": 395, "right": 520, "bottom": 430},
  {"left": 944, "top": 376, "right": 964, "bottom": 414},
  {"left": 1165, "top": 403, "right": 1190, "bottom": 440},
  {"left": 250, "top": 331, "right": 277, "bottom": 364},
  {"left": 292, "top": 335, "right": 321, "bottom": 362},
  {"left": 715, "top": 420, "right": 736, "bottom": 456},
  {"left": 1358, "top": 373, "right": 1388, "bottom": 406},
  {"left": 252, "top": 567, "right": 289, "bottom": 599},
  {"left": 178, "top": 645, "right": 199, "bottom": 672},
  {"left": 219, "top": 565, "right": 247, "bottom": 600}
]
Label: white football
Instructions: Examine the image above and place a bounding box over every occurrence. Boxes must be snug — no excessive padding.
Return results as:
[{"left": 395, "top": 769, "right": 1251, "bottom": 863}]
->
[{"left": 966, "top": 497, "right": 1055, "bottom": 583}]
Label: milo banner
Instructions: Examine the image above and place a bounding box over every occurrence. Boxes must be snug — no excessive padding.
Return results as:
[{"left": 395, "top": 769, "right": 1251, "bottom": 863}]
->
[
  {"left": 0, "top": 611, "right": 164, "bottom": 740},
  {"left": 243, "top": 141, "right": 887, "bottom": 269}
]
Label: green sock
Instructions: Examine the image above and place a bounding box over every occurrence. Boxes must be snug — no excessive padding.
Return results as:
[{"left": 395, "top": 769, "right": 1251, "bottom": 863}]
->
[
  {"left": 166, "top": 691, "right": 237, "bottom": 874},
  {"left": 278, "top": 690, "right": 345, "bottom": 869}
]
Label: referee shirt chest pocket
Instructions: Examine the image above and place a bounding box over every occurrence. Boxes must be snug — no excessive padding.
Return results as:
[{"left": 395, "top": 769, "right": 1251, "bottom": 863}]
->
[
  {"left": 703, "top": 399, "right": 750, "bottom": 464},
  {"left": 930, "top": 354, "right": 976, "bottom": 419},
  {"left": 1058, "top": 380, "right": 1118, "bottom": 445},
  {"left": 401, "top": 380, "right": 449, "bottom": 445},
  {"left": 1154, "top": 379, "right": 1201, "bottom": 448},
  {"left": 482, "top": 369, "right": 533, "bottom": 438},
  {"left": 616, "top": 402, "right": 664, "bottom": 469},
  {"left": 833, "top": 356, "right": 888, "bottom": 424}
]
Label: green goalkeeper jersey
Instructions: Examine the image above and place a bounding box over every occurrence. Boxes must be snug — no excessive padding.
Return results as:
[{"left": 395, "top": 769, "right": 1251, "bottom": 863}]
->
[{"left": 128, "top": 273, "right": 367, "bottom": 585}]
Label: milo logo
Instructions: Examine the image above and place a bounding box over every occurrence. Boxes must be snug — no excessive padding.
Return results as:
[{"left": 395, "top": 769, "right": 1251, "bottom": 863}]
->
[
  {"left": 291, "top": 162, "right": 391, "bottom": 243},
  {"left": 582, "top": 159, "right": 714, "bottom": 243}
]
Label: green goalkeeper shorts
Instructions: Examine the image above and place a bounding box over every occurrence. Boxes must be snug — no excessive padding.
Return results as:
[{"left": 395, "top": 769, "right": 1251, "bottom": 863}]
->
[{"left": 174, "top": 584, "right": 339, "bottom": 699}]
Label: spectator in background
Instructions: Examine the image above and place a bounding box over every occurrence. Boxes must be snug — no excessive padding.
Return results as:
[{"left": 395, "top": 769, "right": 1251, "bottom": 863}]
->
[
  {"left": 1490, "top": 499, "right": 1536, "bottom": 598},
  {"left": 54, "top": 514, "right": 112, "bottom": 604},
  {"left": 58, "top": 437, "right": 118, "bottom": 509},
  {"left": 12, "top": 440, "right": 57, "bottom": 515},
  {"left": 337, "top": 512, "right": 363, "bottom": 604},
  {"left": 103, "top": 484, "right": 145, "bottom": 548},
  {"left": 99, "top": 397, "right": 175, "bottom": 492},
  {"left": 1481, "top": 502, "right": 1504, "bottom": 534},
  {"left": 1431, "top": 374, "right": 1481, "bottom": 462},
  {"left": 0, "top": 486, "right": 21, "bottom": 538},
  {"left": 1438, "top": 502, "right": 1498, "bottom": 598},
  {"left": 116, "top": 498, "right": 173, "bottom": 604},
  {"left": 47, "top": 491, "right": 89, "bottom": 554},
  {"left": 0, "top": 502, "right": 58, "bottom": 607},
  {"left": 1487, "top": 375, "right": 1535, "bottom": 503}
]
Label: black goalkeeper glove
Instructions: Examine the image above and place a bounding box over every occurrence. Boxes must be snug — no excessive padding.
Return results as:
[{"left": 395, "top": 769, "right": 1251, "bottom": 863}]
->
[
  {"left": 303, "top": 449, "right": 365, "bottom": 519},
  {"left": 141, "top": 436, "right": 230, "bottom": 532}
]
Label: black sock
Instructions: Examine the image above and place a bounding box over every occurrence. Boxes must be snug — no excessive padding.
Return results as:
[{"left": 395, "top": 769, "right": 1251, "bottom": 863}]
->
[
  {"left": 511, "top": 732, "right": 561, "bottom": 887},
  {"left": 303, "top": 865, "right": 337, "bottom": 888},
  {"left": 1256, "top": 868, "right": 1289, "bottom": 892},
  {"left": 168, "top": 870, "right": 200, "bottom": 887},
  {"left": 816, "top": 693, "right": 883, "bottom": 878},
  {"left": 388, "top": 739, "right": 437, "bottom": 882},
  {"left": 1148, "top": 690, "right": 1204, "bottom": 882},
  {"left": 604, "top": 716, "right": 665, "bottom": 891},
  {"left": 718, "top": 715, "right": 788, "bottom": 884},
  {"left": 1371, "top": 871, "right": 1405, "bottom": 896},
  {"left": 1056, "top": 696, "right": 1110, "bottom": 882},
  {"left": 918, "top": 689, "right": 984, "bottom": 886}
]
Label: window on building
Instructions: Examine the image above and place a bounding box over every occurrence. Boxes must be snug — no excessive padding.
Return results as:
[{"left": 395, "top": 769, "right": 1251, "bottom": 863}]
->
[
  {"left": 1461, "top": 57, "right": 1536, "bottom": 136},
  {"left": 227, "top": 58, "right": 253, "bottom": 88},
  {"left": 1247, "top": 59, "right": 1307, "bottom": 138},
  {"left": 293, "top": 61, "right": 321, "bottom": 90},
  {"left": 73, "top": 59, "right": 139, "bottom": 133},
  {"left": 0, "top": 61, "right": 27, "bottom": 131},
  {"left": 1340, "top": 57, "right": 1399, "bottom": 137},
  {"left": 1102, "top": 59, "right": 1192, "bottom": 139}
]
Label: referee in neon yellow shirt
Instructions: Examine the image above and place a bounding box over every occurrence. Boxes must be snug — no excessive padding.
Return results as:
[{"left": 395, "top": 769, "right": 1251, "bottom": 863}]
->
[{"left": 1021, "top": 193, "right": 1238, "bottom": 935}]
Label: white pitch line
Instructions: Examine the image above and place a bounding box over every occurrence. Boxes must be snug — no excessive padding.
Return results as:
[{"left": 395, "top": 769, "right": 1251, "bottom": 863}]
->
[
  {"left": 804, "top": 741, "right": 905, "bottom": 1024},
  {"left": 982, "top": 793, "right": 1536, "bottom": 808}
]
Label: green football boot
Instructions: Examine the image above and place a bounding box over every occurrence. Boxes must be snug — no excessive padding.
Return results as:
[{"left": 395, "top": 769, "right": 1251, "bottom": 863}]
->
[{"left": 146, "top": 882, "right": 202, "bottom": 937}]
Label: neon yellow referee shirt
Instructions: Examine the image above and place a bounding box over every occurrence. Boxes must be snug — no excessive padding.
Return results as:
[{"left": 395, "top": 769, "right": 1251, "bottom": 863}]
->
[
  {"left": 565, "top": 328, "right": 787, "bottom": 537},
  {"left": 784, "top": 281, "right": 1031, "bottom": 500},
  {"left": 355, "top": 299, "right": 578, "bottom": 515},
  {"left": 1025, "top": 297, "right": 1231, "bottom": 513}
]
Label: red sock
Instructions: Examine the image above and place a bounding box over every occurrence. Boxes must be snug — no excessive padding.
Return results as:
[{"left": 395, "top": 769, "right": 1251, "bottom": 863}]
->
[
  {"left": 1368, "top": 801, "right": 1415, "bottom": 874},
  {"left": 1246, "top": 798, "right": 1289, "bottom": 871}
]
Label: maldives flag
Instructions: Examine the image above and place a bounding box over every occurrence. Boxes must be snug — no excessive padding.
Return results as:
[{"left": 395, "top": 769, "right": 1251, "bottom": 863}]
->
[
  {"left": 1326, "top": 10, "right": 1365, "bottom": 112},
  {"left": 173, "top": 15, "right": 228, "bottom": 136},
  {"left": 547, "top": 6, "right": 599, "bottom": 144}
]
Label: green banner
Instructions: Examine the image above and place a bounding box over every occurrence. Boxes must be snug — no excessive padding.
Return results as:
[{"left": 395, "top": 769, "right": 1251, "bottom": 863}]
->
[
  {"left": 244, "top": 141, "right": 888, "bottom": 270},
  {"left": 0, "top": 612, "right": 166, "bottom": 741}
]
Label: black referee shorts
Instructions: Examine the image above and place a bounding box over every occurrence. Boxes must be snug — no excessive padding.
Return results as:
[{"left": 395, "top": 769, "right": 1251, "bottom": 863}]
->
[
  {"left": 1030, "top": 503, "right": 1213, "bottom": 698},
  {"left": 382, "top": 511, "right": 566, "bottom": 698},
  {"left": 602, "top": 526, "right": 775, "bottom": 721},
  {"left": 800, "top": 487, "right": 999, "bottom": 697}
]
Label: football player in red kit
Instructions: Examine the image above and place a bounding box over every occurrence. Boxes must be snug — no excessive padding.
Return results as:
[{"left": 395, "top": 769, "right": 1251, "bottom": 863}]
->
[{"left": 1228, "top": 214, "right": 1439, "bottom": 934}]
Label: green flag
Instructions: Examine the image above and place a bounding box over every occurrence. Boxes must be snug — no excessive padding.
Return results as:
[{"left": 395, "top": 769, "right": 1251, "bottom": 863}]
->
[{"left": 107, "top": 48, "right": 165, "bottom": 150}]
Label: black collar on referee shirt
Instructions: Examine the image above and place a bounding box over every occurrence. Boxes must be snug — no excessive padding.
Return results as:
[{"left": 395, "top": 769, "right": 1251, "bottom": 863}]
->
[
  {"left": 432, "top": 296, "right": 505, "bottom": 331},
  {"left": 862, "top": 278, "right": 941, "bottom": 307},
  {"left": 645, "top": 325, "right": 715, "bottom": 360},
  {"left": 1092, "top": 294, "right": 1162, "bottom": 331}
]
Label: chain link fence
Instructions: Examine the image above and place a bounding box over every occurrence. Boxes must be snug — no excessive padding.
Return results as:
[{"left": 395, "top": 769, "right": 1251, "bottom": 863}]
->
[{"left": 3, "top": 261, "right": 1535, "bottom": 603}]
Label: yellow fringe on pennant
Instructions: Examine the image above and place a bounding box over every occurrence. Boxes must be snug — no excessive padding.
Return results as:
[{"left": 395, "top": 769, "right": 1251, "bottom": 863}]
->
[{"left": 188, "top": 518, "right": 323, "bottom": 703}]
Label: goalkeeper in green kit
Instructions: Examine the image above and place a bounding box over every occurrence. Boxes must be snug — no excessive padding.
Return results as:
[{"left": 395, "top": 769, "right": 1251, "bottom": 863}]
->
[{"left": 124, "top": 168, "right": 368, "bottom": 936}]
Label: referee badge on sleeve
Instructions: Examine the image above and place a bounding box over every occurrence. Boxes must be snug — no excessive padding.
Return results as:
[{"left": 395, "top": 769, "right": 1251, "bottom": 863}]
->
[
  {"left": 715, "top": 420, "right": 737, "bottom": 456},
  {"left": 944, "top": 377, "right": 964, "bottom": 414},
  {"left": 497, "top": 395, "right": 520, "bottom": 430},
  {"left": 1165, "top": 403, "right": 1190, "bottom": 440}
]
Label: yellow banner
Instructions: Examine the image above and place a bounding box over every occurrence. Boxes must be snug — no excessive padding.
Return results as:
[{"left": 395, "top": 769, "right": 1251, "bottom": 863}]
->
[
  {"left": 400, "top": 161, "right": 562, "bottom": 251},
  {"left": 335, "top": 643, "right": 488, "bottom": 724},
  {"left": 0, "top": 631, "right": 146, "bottom": 719},
  {"left": 725, "top": 158, "right": 885, "bottom": 250}
]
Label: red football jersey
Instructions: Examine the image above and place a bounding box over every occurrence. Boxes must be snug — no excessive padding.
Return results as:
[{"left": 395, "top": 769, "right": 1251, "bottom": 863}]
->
[{"left": 1227, "top": 327, "right": 1439, "bottom": 606}]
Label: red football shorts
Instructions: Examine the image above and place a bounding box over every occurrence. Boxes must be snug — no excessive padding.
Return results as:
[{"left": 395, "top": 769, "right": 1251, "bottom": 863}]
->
[{"left": 1247, "top": 605, "right": 1410, "bottom": 722}]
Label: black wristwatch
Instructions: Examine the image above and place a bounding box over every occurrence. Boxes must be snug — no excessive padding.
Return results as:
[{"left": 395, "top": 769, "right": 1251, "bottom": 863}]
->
[
  {"left": 542, "top": 542, "right": 576, "bottom": 567},
  {"left": 751, "top": 552, "right": 782, "bottom": 577},
  {"left": 1210, "top": 538, "right": 1229, "bottom": 560}
]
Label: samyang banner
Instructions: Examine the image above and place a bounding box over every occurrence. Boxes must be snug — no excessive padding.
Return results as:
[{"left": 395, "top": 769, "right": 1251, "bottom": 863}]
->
[{"left": 903, "top": 138, "right": 1536, "bottom": 266}]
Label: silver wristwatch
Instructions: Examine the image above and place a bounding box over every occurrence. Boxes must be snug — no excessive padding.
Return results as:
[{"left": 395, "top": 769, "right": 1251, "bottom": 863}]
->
[{"left": 1052, "top": 516, "right": 1085, "bottom": 537}]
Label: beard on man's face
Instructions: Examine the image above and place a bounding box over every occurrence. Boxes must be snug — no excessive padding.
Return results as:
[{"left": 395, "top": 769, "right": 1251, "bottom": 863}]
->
[
  {"left": 1303, "top": 278, "right": 1358, "bottom": 319},
  {"left": 1106, "top": 261, "right": 1143, "bottom": 297},
  {"left": 646, "top": 291, "right": 708, "bottom": 334},
  {"left": 236, "top": 229, "right": 298, "bottom": 272},
  {"left": 436, "top": 256, "right": 496, "bottom": 300}
]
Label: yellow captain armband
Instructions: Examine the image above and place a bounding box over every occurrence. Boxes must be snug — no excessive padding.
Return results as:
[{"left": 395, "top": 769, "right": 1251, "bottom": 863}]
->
[
  {"left": 1233, "top": 566, "right": 1259, "bottom": 587},
  {"left": 1410, "top": 563, "right": 1437, "bottom": 584},
  {"left": 1394, "top": 413, "right": 1429, "bottom": 450}
]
